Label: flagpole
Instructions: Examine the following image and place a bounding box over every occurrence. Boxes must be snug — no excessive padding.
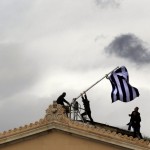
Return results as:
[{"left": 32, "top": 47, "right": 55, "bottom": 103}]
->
[{"left": 72, "top": 66, "right": 119, "bottom": 103}]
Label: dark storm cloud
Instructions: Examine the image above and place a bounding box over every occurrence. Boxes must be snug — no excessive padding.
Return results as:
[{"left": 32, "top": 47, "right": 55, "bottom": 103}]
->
[
  {"left": 0, "top": 43, "right": 39, "bottom": 99},
  {"left": 105, "top": 34, "right": 150, "bottom": 65},
  {"left": 95, "top": 0, "right": 121, "bottom": 8}
]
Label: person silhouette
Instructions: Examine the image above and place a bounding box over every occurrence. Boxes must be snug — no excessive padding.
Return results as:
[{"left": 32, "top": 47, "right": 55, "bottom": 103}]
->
[
  {"left": 81, "top": 93, "right": 94, "bottom": 124},
  {"left": 128, "top": 107, "right": 142, "bottom": 139},
  {"left": 57, "top": 92, "right": 70, "bottom": 106},
  {"left": 57, "top": 92, "right": 70, "bottom": 115}
]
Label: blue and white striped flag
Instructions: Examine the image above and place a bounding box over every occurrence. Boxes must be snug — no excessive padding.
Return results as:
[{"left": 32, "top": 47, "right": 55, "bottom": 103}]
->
[{"left": 109, "top": 66, "right": 139, "bottom": 102}]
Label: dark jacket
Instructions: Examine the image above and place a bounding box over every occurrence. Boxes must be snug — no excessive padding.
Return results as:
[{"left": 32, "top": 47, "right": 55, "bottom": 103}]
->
[
  {"left": 57, "top": 95, "right": 69, "bottom": 106},
  {"left": 81, "top": 94, "right": 91, "bottom": 112},
  {"left": 130, "top": 111, "right": 141, "bottom": 127}
]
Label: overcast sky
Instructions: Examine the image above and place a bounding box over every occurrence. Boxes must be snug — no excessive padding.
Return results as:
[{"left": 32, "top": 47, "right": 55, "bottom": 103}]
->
[{"left": 0, "top": 0, "right": 150, "bottom": 138}]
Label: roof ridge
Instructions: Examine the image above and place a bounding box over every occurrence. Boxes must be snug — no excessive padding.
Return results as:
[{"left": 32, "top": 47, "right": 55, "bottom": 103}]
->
[{"left": 0, "top": 102, "right": 150, "bottom": 148}]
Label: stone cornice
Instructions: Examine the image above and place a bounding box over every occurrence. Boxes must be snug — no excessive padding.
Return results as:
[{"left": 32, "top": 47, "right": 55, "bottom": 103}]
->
[{"left": 0, "top": 102, "right": 150, "bottom": 150}]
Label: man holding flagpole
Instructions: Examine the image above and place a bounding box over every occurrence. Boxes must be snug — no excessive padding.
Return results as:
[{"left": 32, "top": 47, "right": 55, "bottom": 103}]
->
[{"left": 81, "top": 93, "right": 94, "bottom": 124}]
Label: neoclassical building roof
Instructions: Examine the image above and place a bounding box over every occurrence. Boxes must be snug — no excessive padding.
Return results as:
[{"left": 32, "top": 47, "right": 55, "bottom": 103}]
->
[{"left": 0, "top": 101, "right": 150, "bottom": 150}]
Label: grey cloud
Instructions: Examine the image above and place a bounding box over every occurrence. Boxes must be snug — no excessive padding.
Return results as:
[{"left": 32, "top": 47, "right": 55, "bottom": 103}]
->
[
  {"left": 0, "top": 95, "right": 51, "bottom": 131},
  {"left": 0, "top": 43, "right": 39, "bottom": 99},
  {"left": 105, "top": 34, "right": 150, "bottom": 65},
  {"left": 0, "top": 0, "right": 104, "bottom": 72},
  {"left": 95, "top": 0, "right": 121, "bottom": 8},
  {"left": 94, "top": 35, "right": 107, "bottom": 42},
  {"left": 0, "top": 1, "right": 34, "bottom": 34}
]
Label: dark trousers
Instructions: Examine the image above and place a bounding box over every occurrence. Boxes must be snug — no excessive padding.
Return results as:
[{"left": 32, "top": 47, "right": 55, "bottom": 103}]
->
[
  {"left": 81, "top": 110, "right": 94, "bottom": 123},
  {"left": 133, "top": 124, "right": 143, "bottom": 139}
]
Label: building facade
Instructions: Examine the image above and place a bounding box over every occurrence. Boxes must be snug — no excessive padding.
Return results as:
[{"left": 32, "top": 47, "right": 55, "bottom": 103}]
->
[{"left": 0, "top": 102, "right": 150, "bottom": 150}]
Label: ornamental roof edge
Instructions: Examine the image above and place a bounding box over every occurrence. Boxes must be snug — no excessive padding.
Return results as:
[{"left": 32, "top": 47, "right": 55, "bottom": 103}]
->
[{"left": 0, "top": 101, "right": 149, "bottom": 149}]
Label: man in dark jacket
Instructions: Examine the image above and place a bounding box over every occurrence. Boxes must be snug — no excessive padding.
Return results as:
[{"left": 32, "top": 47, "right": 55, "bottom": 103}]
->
[
  {"left": 128, "top": 107, "right": 142, "bottom": 139},
  {"left": 57, "top": 92, "right": 70, "bottom": 106},
  {"left": 57, "top": 92, "right": 70, "bottom": 115},
  {"left": 81, "top": 93, "right": 94, "bottom": 124}
]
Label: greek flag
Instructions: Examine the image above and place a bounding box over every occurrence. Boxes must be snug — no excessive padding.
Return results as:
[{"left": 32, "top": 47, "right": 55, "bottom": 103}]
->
[{"left": 109, "top": 66, "right": 139, "bottom": 102}]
